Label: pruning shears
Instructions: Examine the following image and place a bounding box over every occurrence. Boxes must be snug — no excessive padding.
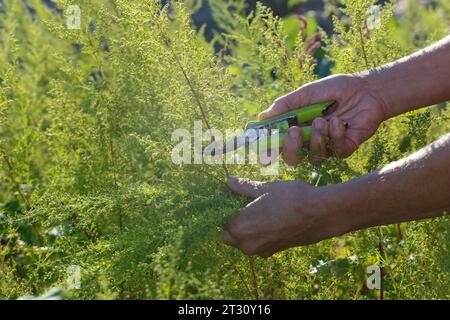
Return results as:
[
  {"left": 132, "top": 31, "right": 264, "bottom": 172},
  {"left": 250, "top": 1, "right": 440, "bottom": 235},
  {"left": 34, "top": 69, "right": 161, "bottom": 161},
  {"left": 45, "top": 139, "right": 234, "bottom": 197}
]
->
[{"left": 211, "top": 101, "right": 336, "bottom": 156}]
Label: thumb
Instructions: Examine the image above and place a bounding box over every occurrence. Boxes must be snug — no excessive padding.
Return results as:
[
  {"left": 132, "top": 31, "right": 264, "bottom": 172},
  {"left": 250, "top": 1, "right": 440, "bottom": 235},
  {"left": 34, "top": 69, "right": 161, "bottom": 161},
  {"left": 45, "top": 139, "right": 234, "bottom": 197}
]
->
[
  {"left": 259, "top": 75, "right": 341, "bottom": 120},
  {"left": 227, "top": 176, "right": 268, "bottom": 199}
]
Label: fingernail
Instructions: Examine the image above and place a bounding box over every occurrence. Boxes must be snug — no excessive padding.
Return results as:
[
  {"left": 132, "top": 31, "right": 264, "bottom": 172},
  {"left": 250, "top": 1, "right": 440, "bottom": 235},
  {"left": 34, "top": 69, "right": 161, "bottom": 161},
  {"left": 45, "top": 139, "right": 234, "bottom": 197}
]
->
[
  {"left": 288, "top": 126, "right": 300, "bottom": 140},
  {"left": 259, "top": 105, "right": 274, "bottom": 119},
  {"left": 315, "top": 118, "right": 325, "bottom": 132},
  {"left": 258, "top": 111, "right": 268, "bottom": 120},
  {"left": 331, "top": 117, "right": 339, "bottom": 131}
]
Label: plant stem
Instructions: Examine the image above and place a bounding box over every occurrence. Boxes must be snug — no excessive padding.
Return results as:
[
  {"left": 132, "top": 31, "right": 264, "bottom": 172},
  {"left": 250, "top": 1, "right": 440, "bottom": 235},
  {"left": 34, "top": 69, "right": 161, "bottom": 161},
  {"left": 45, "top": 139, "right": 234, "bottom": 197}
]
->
[
  {"left": 108, "top": 136, "right": 123, "bottom": 232},
  {"left": 165, "top": 36, "right": 261, "bottom": 301},
  {"left": 233, "top": 265, "right": 254, "bottom": 299},
  {"left": 378, "top": 241, "right": 384, "bottom": 300},
  {"left": 358, "top": 23, "right": 387, "bottom": 300},
  {"left": 358, "top": 25, "right": 370, "bottom": 70},
  {"left": 109, "top": 136, "right": 119, "bottom": 188},
  {"left": 165, "top": 37, "right": 230, "bottom": 178},
  {"left": 166, "top": 36, "right": 263, "bottom": 301},
  {"left": 248, "top": 257, "right": 260, "bottom": 300},
  {"left": 396, "top": 223, "right": 403, "bottom": 241},
  {"left": 198, "top": 167, "right": 226, "bottom": 184}
]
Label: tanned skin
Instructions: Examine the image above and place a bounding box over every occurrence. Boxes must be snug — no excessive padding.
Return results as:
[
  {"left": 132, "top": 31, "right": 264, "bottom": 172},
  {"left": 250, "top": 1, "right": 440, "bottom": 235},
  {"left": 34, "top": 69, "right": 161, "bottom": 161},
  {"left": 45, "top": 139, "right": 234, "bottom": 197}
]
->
[{"left": 224, "top": 36, "right": 450, "bottom": 257}]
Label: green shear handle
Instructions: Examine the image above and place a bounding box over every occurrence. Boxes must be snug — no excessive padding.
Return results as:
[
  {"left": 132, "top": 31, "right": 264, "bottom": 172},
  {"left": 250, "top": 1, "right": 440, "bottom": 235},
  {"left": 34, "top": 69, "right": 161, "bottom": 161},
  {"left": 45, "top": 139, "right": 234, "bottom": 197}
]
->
[{"left": 247, "top": 101, "right": 335, "bottom": 152}]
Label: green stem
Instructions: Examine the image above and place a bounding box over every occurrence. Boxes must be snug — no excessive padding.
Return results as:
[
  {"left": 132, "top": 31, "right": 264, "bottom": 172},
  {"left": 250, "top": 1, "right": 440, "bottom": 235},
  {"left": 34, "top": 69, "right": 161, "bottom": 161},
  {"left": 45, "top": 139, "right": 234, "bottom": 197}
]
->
[
  {"left": 358, "top": 24, "right": 389, "bottom": 300},
  {"left": 108, "top": 136, "right": 123, "bottom": 232},
  {"left": 164, "top": 36, "right": 230, "bottom": 178},
  {"left": 378, "top": 241, "right": 384, "bottom": 300},
  {"left": 358, "top": 25, "right": 370, "bottom": 70},
  {"left": 233, "top": 265, "right": 254, "bottom": 299},
  {"left": 109, "top": 136, "right": 119, "bottom": 188},
  {"left": 248, "top": 257, "right": 260, "bottom": 300},
  {"left": 396, "top": 224, "right": 403, "bottom": 241}
]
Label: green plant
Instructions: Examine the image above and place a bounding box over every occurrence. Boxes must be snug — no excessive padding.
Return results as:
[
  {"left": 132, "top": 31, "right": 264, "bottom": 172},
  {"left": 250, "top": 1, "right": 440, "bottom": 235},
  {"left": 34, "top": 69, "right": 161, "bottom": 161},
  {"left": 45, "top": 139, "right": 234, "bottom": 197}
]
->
[{"left": 0, "top": 0, "right": 449, "bottom": 300}]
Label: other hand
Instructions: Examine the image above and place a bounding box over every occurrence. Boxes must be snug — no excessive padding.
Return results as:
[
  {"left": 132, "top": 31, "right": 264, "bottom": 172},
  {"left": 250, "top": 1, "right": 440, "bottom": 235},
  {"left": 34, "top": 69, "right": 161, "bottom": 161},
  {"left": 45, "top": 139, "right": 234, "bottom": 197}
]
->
[{"left": 223, "top": 176, "right": 343, "bottom": 257}]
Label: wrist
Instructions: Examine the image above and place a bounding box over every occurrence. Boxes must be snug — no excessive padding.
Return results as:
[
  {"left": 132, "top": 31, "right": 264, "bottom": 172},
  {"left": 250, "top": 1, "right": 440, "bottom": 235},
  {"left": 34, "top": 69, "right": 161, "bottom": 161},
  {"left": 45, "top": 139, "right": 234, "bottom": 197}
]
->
[
  {"left": 308, "top": 184, "right": 358, "bottom": 240},
  {"left": 315, "top": 175, "right": 378, "bottom": 238},
  {"left": 354, "top": 70, "right": 393, "bottom": 122},
  {"left": 290, "top": 183, "right": 352, "bottom": 244}
]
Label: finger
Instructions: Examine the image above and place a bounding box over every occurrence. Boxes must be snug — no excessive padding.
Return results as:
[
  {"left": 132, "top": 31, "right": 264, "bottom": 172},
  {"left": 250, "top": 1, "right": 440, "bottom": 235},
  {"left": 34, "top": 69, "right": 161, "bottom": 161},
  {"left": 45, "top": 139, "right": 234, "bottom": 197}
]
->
[
  {"left": 225, "top": 194, "right": 271, "bottom": 241},
  {"left": 258, "top": 252, "right": 274, "bottom": 258},
  {"left": 256, "top": 238, "right": 293, "bottom": 258},
  {"left": 258, "top": 84, "right": 315, "bottom": 120},
  {"left": 309, "top": 118, "right": 329, "bottom": 165},
  {"left": 227, "top": 176, "right": 268, "bottom": 199},
  {"left": 258, "top": 148, "right": 279, "bottom": 166},
  {"left": 257, "top": 233, "right": 307, "bottom": 258},
  {"left": 282, "top": 126, "right": 304, "bottom": 166},
  {"left": 226, "top": 195, "right": 272, "bottom": 256},
  {"left": 258, "top": 245, "right": 286, "bottom": 258},
  {"left": 224, "top": 214, "right": 256, "bottom": 255},
  {"left": 259, "top": 76, "right": 339, "bottom": 120},
  {"left": 329, "top": 116, "right": 352, "bottom": 158}
]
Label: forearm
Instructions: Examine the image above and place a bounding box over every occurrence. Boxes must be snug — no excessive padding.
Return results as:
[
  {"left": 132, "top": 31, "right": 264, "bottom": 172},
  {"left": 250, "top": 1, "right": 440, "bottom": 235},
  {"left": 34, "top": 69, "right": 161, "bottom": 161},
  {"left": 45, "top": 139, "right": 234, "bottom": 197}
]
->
[
  {"left": 323, "top": 134, "right": 450, "bottom": 236},
  {"left": 358, "top": 35, "right": 450, "bottom": 119}
]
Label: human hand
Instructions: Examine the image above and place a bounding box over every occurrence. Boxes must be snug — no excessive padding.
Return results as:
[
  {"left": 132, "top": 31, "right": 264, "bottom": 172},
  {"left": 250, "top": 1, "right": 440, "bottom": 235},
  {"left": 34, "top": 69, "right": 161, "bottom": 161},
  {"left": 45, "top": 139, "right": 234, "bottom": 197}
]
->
[
  {"left": 259, "top": 74, "right": 387, "bottom": 165},
  {"left": 224, "top": 134, "right": 450, "bottom": 257},
  {"left": 223, "top": 176, "right": 343, "bottom": 257}
]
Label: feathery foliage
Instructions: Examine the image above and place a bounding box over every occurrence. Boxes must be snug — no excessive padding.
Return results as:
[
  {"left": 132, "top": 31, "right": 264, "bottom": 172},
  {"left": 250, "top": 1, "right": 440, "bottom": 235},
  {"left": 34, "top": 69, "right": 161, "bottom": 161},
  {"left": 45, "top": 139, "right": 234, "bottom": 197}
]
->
[{"left": 0, "top": 0, "right": 449, "bottom": 299}]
